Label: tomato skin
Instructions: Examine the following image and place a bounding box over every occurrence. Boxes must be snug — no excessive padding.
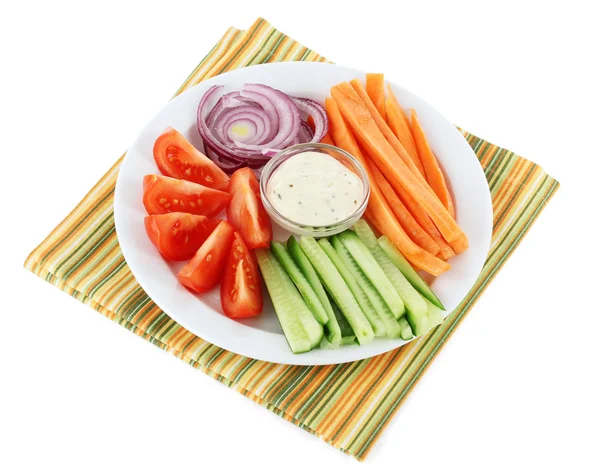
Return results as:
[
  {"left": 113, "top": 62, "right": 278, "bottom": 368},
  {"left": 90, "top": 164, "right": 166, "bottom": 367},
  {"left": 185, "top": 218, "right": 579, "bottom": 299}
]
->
[
  {"left": 177, "top": 221, "right": 235, "bottom": 294},
  {"left": 144, "top": 213, "right": 221, "bottom": 261},
  {"left": 142, "top": 174, "right": 231, "bottom": 218},
  {"left": 153, "top": 127, "right": 230, "bottom": 191},
  {"left": 221, "top": 233, "right": 263, "bottom": 318},
  {"left": 226, "top": 168, "right": 272, "bottom": 249}
]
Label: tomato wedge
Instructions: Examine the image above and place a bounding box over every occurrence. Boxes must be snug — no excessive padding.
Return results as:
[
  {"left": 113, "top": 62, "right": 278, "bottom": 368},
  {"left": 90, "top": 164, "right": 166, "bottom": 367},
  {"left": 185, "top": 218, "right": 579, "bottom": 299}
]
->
[
  {"left": 143, "top": 174, "right": 231, "bottom": 218},
  {"left": 227, "top": 168, "right": 272, "bottom": 249},
  {"left": 177, "top": 221, "right": 235, "bottom": 293},
  {"left": 153, "top": 127, "right": 230, "bottom": 191},
  {"left": 221, "top": 233, "right": 263, "bottom": 318},
  {"left": 144, "top": 213, "right": 221, "bottom": 261}
]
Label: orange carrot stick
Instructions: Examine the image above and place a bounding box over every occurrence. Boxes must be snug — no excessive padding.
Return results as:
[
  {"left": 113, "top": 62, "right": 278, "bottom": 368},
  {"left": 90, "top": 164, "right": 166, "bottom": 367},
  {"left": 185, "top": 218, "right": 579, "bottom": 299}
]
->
[
  {"left": 331, "top": 82, "right": 465, "bottom": 244},
  {"left": 368, "top": 162, "right": 440, "bottom": 256},
  {"left": 385, "top": 95, "right": 424, "bottom": 176},
  {"left": 388, "top": 85, "right": 413, "bottom": 135},
  {"left": 448, "top": 232, "right": 468, "bottom": 255},
  {"left": 357, "top": 135, "right": 455, "bottom": 260},
  {"left": 393, "top": 180, "right": 456, "bottom": 260},
  {"left": 350, "top": 79, "right": 429, "bottom": 186},
  {"left": 366, "top": 73, "right": 386, "bottom": 121},
  {"left": 411, "top": 108, "right": 456, "bottom": 219},
  {"left": 325, "top": 97, "right": 450, "bottom": 275},
  {"left": 320, "top": 133, "right": 334, "bottom": 145}
]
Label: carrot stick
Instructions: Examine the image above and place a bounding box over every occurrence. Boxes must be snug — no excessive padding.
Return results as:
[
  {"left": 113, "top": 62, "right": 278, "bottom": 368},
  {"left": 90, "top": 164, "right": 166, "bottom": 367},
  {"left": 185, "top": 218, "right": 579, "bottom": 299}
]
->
[
  {"left": 411, "top": 108, "right": 456, "bottom": 219},
  {"left": 331, "top": 82, "right": 465, "bottom": 244},
  {"left": 393, "top": 180, "right": 456, "bottom": 260},
  {"left": 357, "top": 135, "right": 455, "bottom": 260},
  {"left": 385, "top": 95, "right": 424, "bottom": 176},
  {"left": 448, "top": 232, "right": 468, "bottom": 255},
  {"left": 368, "top": 162, "right": 440, "bottom": 256},
  {"left": 388, "top": 85, "right": 412, "bottom": 134},
  {"left": 320, "top": 133, "right": 334, "bottom": 145},
  {"left": 325, "top": 97, "right": 450, "bottom": 276},
  {"left": 350, "top": 79, "right": 429, "bottom": 187},
  {"left": 366, "top": 73, "right": 386, "bottom": 121}
]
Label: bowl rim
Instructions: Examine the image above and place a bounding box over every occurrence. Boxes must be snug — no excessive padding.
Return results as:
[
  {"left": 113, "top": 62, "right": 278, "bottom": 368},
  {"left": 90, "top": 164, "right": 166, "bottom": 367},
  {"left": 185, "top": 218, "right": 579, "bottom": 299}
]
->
[{"left": 259, "top": 142, "right": 371, "bottom": 234}]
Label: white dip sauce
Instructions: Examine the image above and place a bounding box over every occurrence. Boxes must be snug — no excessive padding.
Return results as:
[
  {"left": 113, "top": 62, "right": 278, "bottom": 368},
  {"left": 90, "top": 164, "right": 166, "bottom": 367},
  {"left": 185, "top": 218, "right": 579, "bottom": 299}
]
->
[{"left": 267, "top": 151, "right": 364, "bottom": 226}]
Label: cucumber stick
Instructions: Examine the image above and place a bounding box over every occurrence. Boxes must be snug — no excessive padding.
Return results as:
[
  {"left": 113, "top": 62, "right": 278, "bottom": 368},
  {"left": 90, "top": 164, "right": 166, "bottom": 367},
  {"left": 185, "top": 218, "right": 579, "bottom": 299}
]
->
[
  {"left": 318, "top": 239, "right": 386, "bottom": 337},
  {"left": 407, "top": 311, "right": 430, "bottom": 337},
  {"left": 337, "top": 230, "right": 405, "bottom": 318},
  {"left": 319, "top": 337, "right": 339, "bottom": 350},
  {"left": 299, "top": 236, "right": 374, "bottom": 345},
  {"left": 425, "top": 298, "right": 445, "bottom": 330},
  {"left": 408, "top": 299, "right": 445, "bottom": 337},
  {"left": 353, "top": 220, "right": 427, "bottom": 318},
  {"left": 397, "top": 317, "right": 413, "bottom": 341},
  {"left": 331, "top": 235, "right": 401, "bottom": 338},
  {"left": 271, "top": 241, "right": 328, "bottom": 325},
  {"left": 255, "top": 249, "right": 323, "bottom": 353},
  {"left": 287, "top": 236, "right": 341, "bottom": 345},
  {"left": 378, "top": 236, "right": 445, "bottom": 310},
  {"left": 319, "top": 301, "right": 357, "bottom": 349},
  {"left": 329, "top": 296, "right": 356, "bottom": 344}
]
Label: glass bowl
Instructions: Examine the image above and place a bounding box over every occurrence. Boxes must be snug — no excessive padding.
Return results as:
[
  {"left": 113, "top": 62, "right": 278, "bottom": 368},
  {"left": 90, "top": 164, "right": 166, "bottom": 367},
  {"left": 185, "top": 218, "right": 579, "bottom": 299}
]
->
[{"left": 260, "top": 143, "right": 370, "bottom": 237}]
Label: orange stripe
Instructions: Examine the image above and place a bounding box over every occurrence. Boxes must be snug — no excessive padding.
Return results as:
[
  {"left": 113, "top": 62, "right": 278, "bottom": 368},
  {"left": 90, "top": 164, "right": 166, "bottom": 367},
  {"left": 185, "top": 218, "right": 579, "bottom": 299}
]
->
[
  {"left": 25, "top": 157, "right": 122, "bottom": 266},
  {"left": 32, "top": 178, "right": 117, "bottom": 265},
  {"left": 492, "top": 162, "right": 537, "bottom": 225},
  {"left": 203, "top": 18, "right": 268, "bottom": 78},
  {"left": 317, "top": 352, "right": 392, "bottom": 434}
]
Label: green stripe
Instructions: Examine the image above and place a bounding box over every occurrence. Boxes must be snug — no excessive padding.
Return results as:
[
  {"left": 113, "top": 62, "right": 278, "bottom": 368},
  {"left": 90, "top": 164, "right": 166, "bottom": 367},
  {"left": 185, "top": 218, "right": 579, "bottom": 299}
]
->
[
  {"left": 330, "top": 347, "right": 405, "bottom": 442},
  {"left": 213, "top": 19, "right": 265, "bottom": 75},
  {"left": 247, "top": 30, "right": 281, "bottom": 65},
  {"left": 492, "top": 164, "right": 537, "bottom": 228},
  {"left": 171, "top": 29, "right": 238, "bottom": 97},
  {"left": 87, "top": 258, "right": 127, "bottom": 298},
  {"left": 38, "top": 187, "right": 115, "bottom": 266}
]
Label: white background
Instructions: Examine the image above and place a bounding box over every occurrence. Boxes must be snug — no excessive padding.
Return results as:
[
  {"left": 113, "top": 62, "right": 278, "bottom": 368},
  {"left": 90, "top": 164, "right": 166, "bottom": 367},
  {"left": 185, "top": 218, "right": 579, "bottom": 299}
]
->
[{"left": 1, "top": 1, "right": 599, "bottom": 468}]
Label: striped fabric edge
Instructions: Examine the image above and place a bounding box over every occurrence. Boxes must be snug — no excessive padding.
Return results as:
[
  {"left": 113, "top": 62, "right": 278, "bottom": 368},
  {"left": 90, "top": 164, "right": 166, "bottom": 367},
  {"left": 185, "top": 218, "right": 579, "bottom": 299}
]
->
[{"left": 23, "top": 18, "right": 560, "bottom": 461}]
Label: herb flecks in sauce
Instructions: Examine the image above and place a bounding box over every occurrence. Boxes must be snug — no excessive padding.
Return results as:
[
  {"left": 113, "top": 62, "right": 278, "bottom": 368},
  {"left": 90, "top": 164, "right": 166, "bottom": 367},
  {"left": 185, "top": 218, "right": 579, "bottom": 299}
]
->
[{"left": 267, "top": 151, "right": 363, "bottom": 226}]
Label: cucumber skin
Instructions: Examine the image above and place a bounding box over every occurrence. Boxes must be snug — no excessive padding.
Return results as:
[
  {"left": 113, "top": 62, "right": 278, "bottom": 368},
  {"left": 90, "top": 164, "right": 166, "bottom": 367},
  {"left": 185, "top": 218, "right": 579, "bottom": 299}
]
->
[
  {"left": 328, "top": 293, "right": 355, "bottom": 339},
  {"left": 407, "top": 314, "right": 430, "bottom": 337},
  {"left": 271, "top": 241, "right": 328, "bottom": 325},
  {"left": 425, "top": 298, "right": 445, "bottom": 330},
  {"left": 320, "top": 335, "right": 357, "bottom": 349},
  {"left": 255, "top": 249, "right": 313, "bottom": 353},
  {"left": 287, "top": 236, "right": 341, "bottom": 345},
  {"left": 353, "top": 221, "right": 428, "bottom": 318},
  {"left": 318, "top": 238, "right": 386, "bottom": 338},
  {"left": 331, "top": 235, "right": 401, "bottom": 339},
  {"left": 299, "top": 236, "right": 374, "bottom": 345},
  {"left": 337, "top": 230, "right": 406, "bottom": 318},
  {"left": 397, "top": 317, "right": 413, "bottom": 341},
  {"left": 378, "top": 236, "right": 445, "bottom": 310}
]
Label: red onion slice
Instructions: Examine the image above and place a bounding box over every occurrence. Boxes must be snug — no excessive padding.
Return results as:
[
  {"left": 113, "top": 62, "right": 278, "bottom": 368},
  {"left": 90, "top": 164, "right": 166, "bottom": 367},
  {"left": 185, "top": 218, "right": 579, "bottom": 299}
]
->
[
  {"left": 292, "top": 97, "right": 328, "bottom": 143},
  {"left": 297, "top": 120, "right": 315, "bottom": 143},
  {"left": 197, "top": 83, "right": 328, "bottom": 171}
]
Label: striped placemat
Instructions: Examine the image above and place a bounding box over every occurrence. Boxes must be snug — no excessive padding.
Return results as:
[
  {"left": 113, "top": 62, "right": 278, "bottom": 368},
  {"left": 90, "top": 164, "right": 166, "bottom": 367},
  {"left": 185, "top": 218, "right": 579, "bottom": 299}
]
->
[{"left": 24, "top": 17, "right": 559, "bottom": 460}]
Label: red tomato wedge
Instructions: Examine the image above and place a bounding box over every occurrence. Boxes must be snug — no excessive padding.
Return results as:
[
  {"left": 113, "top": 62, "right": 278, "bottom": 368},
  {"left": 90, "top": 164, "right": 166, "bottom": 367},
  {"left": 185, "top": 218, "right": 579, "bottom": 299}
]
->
[
  {"left": 221, "top": 233, "right": 263, "bottom": 318},
  {"left": 144, "top": 213, "right": 221, "bottom": 261},
  {"left": 227, "top": 168, "right": 272, "bottom": 249},
  {"left": 143, "top": 174, "right": 231, "bottom": 218},
  {"left": 177, "top": 221, "right": 235, "bottom": 293},
  {"left": 153, "top": 127, "right": 230, "bottom": 191}
]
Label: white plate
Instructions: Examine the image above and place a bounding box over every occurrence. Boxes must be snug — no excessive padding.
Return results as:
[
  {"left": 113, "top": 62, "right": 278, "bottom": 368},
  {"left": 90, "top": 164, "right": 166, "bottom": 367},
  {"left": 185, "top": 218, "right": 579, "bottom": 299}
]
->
[{"left": 114, "top": 62, "right": 492, "bottom": 365}]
